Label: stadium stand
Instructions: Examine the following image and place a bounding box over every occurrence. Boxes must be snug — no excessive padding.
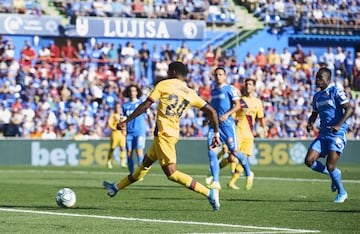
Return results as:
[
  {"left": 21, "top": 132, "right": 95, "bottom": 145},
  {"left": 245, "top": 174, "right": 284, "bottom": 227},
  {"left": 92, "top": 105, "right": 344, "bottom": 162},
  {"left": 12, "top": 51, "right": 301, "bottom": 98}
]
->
[
  {"left": 0, "top": 0, "right": 360, "bottom": 140},
  {"left": 0, "top": 0, "right": 43, "bottom": 15},
  {"left": 240, "top": 0, "right": 360, "bottom": 35},
  {"left": 48, "top": 0, "right": 237, "bottom": 26}
]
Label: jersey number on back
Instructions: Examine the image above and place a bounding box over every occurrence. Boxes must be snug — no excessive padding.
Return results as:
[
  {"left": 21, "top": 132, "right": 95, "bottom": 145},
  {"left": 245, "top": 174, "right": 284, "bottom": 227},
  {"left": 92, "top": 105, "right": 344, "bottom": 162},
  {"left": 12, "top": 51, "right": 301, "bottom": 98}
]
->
[{"left": 165, "top": 94, "right": 190, "bottom": 117}]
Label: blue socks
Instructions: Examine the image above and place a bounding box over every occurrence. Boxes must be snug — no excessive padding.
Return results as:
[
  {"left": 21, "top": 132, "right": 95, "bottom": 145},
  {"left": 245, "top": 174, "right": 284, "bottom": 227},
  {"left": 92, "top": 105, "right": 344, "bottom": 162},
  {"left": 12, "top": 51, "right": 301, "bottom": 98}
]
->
[
  {"left": 310, "top": 161, "right": 345, "bottom": 194},
  {"left": 310, "top": 161, "right": 329, "bottom": 174},
  {"left": 330, "top": 168, "right": 346, "bottom": 194},
  {"left": 234, "top": 151, "right": 251, "bottom": 176},
  {"left": 208, "top": 149, "right": 220, "bottom": 182},
  {"left": 128, "top": 157, "right": 134, "bottom": 174},
  {"left": 128, "top": 155, "right": 144, "bottom": 174}
]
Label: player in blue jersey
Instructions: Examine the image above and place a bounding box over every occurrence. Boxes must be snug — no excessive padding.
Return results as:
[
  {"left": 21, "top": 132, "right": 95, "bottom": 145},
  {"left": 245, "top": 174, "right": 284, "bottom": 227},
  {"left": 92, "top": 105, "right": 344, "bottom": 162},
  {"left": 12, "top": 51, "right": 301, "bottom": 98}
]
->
[
  {"left": 122, "top": 84, "right": 154, "bottom": 174},
  {"left": 305, "top": 67, "right": 353, "bottom": 203},
  {"left": 206, "top": 67, "right": 254, "bottom": 190}
]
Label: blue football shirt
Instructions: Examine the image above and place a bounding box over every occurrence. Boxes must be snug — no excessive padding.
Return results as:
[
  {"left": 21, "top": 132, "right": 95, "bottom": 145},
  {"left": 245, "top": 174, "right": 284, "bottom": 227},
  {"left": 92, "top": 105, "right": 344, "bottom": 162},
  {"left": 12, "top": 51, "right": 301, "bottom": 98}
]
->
[
  {"left": 122, "top": 99, "right": 147, "bottom": 136},
  {"left": 210, "top": 84, "right": 240, "bottom": 127},
  {"left": 312, "top": 85, "right": 350, "bottom": 135}
]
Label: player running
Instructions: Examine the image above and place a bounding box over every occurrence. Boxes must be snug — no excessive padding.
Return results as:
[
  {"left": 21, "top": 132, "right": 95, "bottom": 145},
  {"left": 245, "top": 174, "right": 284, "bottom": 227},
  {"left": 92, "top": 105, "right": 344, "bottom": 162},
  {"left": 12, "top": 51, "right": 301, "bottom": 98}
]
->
[
  {"left": 209, "top": 77, "right": 266, "bottom": 190},
  {"left": 206, "top": 67, "right": 254, "bottom": 190},
  {"left": 304, "top": 67, "right": 353, "bottom": 203},
  {"left": 103, "top": 61, "right": 221, "bottom": 211}
]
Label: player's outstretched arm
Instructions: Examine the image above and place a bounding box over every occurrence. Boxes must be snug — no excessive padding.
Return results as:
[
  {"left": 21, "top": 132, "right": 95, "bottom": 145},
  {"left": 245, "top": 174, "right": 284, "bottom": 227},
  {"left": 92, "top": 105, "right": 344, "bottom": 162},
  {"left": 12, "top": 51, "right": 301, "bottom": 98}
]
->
[
  {"left": 201, "top": 104, "right": 220, "bottom": 148},
  {"left": 306, "top": 111, "right": 318, "bottom": 133},
  {"left": 329, "top": 102, "right": 353, "bottom": 132}
]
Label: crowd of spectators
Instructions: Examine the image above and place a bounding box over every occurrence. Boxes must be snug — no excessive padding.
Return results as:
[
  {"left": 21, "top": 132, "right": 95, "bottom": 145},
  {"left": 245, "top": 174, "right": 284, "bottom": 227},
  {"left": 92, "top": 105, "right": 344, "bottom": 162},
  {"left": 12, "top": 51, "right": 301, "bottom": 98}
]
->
[
  {"left": 0, "top": 0, "right": 237, "bottom": 25},
  {"left": 1, "top": 34, "right": 360, "bottom": 140},
  {"left": 240, "top": 0, "right": 360, "bottom": 34},
  {"left": 0, "top": 0, "right": 43, "bottom": 15},
  {"left": 50, "top": 0, "right": 236, "bottom": 25},
  {"left": 1, "top": 1, "right": 359, "bottom": 142},
  {"left": 2, "top": 0, "right": 359, "bottom": 33}
]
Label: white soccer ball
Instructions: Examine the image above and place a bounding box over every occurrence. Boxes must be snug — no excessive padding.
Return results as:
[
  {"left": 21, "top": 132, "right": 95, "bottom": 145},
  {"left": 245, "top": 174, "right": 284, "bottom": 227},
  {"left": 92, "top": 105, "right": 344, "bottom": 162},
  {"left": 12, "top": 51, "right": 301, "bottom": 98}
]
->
[{"left": 56, "top": 188, "right": 76, "bottom": 208}]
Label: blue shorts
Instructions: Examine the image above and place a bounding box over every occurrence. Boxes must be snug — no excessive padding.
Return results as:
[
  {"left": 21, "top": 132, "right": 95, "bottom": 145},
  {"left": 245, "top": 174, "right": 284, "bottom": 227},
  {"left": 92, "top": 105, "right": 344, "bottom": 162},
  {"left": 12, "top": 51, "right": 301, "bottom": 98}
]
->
[
  {"left": 309, "top": 133, "right": 347, "bottom": 157},
  {"left": 126, "top": 134, "right": 146, "bottom": 150},
  {"left": 208, "top": 124, "right": 238, "bottom": 151}
]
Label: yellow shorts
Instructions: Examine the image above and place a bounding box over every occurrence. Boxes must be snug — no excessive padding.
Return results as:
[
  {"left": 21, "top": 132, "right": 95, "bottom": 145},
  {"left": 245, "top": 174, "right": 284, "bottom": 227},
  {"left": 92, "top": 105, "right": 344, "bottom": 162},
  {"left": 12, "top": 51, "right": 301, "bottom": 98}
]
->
[
  {"left": 237, "top": 137, "right": 254, "bottom": 156},
  {"left": 110, "top": 132, "right": 126, "bottom": 149},
  {"left": 147, "top": 136, "right": 178, "bottom": 166}
]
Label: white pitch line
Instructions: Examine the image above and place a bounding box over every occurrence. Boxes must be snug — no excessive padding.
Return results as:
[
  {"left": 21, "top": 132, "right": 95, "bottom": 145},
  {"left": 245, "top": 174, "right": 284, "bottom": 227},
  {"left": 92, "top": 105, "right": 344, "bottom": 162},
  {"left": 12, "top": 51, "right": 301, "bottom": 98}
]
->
[{"left": 0, "top": 208, "right": 319, "bottom": 233}]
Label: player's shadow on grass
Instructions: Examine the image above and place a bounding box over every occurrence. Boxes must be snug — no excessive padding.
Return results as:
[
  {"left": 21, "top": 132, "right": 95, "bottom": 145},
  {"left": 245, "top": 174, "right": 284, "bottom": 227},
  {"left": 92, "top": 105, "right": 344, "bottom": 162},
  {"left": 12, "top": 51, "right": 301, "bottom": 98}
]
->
[
  {"left": 129, "top": 185, "right": 184, "bottom": 190},
  {"left": 224, "top": 198, "right": 321, "bottom": 203},
  {"left": 292, "top": 209, "right": 360, "bottom": 213},
  {"left": 98, "top": 184, "right": 183, "bottom": 191}
]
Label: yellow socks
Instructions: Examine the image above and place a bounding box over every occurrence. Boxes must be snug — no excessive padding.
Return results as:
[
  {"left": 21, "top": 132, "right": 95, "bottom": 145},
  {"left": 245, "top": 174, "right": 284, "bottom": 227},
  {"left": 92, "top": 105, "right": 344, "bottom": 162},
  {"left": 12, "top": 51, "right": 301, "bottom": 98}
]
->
[
  {"left": 168, "top": 170, "right": 209, "bottom": 197},
  {"left": 115, "top": 167, "right": 210, "bottom": 197},
  {"left": 218, "top": 149, "right": 230, "bottom": 169},
  {"left": 120, "top": 150, "right": 127, "bottom": 167},
  {"left": 115, "top": 163, "right": 151, "bottom": 190},
  {"left": 106, "top": 150, "right": 113, "bottom": 168},
  {"left": 229, "top": 163, "right": 243, "bottom": 183},
  {"left": 228, "top": 171, "right": 241, "bottom": 185},
  {"left": 107, "top": 150, "right": 113, "bottom": 162},
  {"left": 220, "top": 158, "right": 229, "bottom": 169},
  {"left": 230, "top": 162, "right": 236, "bottom": 173},
  {"left": 235, "top": 163, "right": 244, "bottom": 174}
]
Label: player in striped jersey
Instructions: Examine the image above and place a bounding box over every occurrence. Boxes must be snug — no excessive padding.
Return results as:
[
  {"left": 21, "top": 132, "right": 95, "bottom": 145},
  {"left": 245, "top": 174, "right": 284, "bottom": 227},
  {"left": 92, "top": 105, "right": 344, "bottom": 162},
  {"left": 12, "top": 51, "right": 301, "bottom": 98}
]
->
[{"left": 228, "top": 78, "right": 267, "bottom": 189}]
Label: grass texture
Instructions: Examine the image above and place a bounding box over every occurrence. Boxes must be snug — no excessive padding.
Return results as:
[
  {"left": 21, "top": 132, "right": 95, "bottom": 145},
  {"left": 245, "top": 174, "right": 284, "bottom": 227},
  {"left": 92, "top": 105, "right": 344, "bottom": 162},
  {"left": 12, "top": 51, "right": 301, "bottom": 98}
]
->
[{"left": 0, "top": 164, "right": 359, "bottom": 233}]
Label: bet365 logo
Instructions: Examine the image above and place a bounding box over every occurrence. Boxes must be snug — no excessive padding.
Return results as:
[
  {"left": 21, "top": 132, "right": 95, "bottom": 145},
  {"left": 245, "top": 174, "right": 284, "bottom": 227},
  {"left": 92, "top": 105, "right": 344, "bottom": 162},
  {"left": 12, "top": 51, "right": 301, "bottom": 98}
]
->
[{"left": 31, "top": 142, "right": 109, "bottom": 166}]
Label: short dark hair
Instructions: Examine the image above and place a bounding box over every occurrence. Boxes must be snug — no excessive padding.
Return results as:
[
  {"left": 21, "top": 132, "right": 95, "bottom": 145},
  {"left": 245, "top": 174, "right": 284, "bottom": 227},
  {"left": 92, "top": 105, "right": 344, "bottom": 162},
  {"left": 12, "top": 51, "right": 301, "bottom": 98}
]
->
[
  {"left": 245, "top": 78, "right": 256, "bottom": 85},
  {"left": 317, "top": 67, "right": 332, "bottom": 80},
  {"left": 168, "top": 61, "right": 187, "bottom": 77},
  {"left": 214, "top": 66, "right": 226, "bottom": 74},
  {"left": 123, "top": 84, "right": 142, "bottom": 99}
]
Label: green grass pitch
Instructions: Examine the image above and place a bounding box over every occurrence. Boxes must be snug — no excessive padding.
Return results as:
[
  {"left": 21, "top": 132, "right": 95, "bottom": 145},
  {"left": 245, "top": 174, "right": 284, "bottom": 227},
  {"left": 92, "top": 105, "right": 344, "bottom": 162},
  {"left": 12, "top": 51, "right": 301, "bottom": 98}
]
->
[{"left": 0, "top": 164, "right": 359, "bottom": 233}]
